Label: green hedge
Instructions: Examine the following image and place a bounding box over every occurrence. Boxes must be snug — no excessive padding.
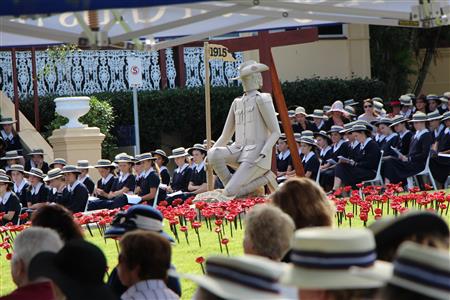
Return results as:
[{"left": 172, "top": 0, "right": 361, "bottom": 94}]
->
[{"left": 20, "top": 78, "right": 385, "bottom": 158}]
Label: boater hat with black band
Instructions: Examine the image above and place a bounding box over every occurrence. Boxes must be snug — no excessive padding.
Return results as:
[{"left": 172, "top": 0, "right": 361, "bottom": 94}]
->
[
  {"left": 24, "top": 167, "right": 44, "bottom": 179},
  {"left": 308, "top": 109, "right": 328, "bottom": 120},
  {"left": 0, "top": 117, "right": 17, "bottom": 125},
  {"left": 168, "top": 147, "right": 188, "bottom": 159},
  {"left": 0, "top": 175, "right": 13, "bottom": 186},
  {"left": 27, "top": 148, "right": 45, "bottom": 156},
  {"left": 1, "top": 150, "right": 22, "bottom": 160},
  {"left": 44, "top": 168, "right": 63, "bottom": 182},
  {"left": 49, "top": 158, "right": 67, "bottom": 168},
  {"left": 6, "top": 164, "right": 24, "bottom": 175},
  {"left": 60, "top": 165, "right": 81, "bottom": 174},
  {"left": 442, "top": 111, "right": 450, "bottom": 122},
  {"left": 76, "top": 160, "right": 93, "bottom": 169},
  {"left": 93, "top": 159, "right": 116, "bottom": 169},
  {"left": 188, "top": 143, "right": 207, "bottom": 156},
  {"left": 427, "top": 110, "right": 442, "bottom": 121},
  {"left": 408, "top": 111, "right": 428, "bottom": 122},
  {"left": 314, "top": 130, "right": 332, "bottom": 143},
  {"left": 389, "top": 115, "right": 408, "bottom": 127},
  {"left": 152, "top": 149, "right": 168, "bottom": 164}
]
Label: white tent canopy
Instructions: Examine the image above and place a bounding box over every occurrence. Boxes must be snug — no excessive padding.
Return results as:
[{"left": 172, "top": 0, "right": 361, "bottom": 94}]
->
[{"left": 1, "top": 0, "right": 449, "bottom": 49}]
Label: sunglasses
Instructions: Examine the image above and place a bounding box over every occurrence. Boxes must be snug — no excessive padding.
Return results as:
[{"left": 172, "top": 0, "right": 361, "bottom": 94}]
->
[{"left": 364, "top": 105, "right": 373, "bottom": 108}]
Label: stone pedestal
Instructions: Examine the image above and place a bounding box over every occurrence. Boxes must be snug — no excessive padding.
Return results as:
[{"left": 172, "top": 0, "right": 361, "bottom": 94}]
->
[{"left": 48, "top": 127, "right": 105, "bottom": 182}]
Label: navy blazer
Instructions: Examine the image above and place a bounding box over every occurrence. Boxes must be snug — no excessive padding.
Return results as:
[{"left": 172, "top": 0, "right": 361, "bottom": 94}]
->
[
  {"left": 355, "top": 139, "right": 381, "bottom": 171},
  {"left": 408, "top": 131, "right": 433, "bottom": 166},
  {"left": 171, "top": 166, "right": 193, "bottom": 192},
  {"left": 381, "top": 134, "right": 400, "bottom": 157},
  {"left": 25, "top": 184, "right": 50, "bottom": 206},
  {"left": 62, "top": 183, "right": 89, "bottom": 213},
  {"left": 96, "top": 175, "right": 115, "bottom": 198},
  {"left": 399, "top": 131, "right": 413, "bottom": 155}
]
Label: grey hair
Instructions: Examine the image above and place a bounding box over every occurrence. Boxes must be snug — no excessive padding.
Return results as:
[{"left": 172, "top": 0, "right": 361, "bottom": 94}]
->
[
  {"left": 12, "top": 227, "right": 63, "bottom": 268},
  {"left": 244, "top": 204, "right": 295, "bottom": 260}
]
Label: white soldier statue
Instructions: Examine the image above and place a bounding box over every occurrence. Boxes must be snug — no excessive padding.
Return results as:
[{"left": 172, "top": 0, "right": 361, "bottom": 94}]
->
[{"left": 208, "top": 60, "right": 281, "bottom": 198}]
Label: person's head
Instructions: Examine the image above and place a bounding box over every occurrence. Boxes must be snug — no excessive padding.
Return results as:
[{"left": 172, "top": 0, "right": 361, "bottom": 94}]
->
[
  {"left": 94, "top": 159, "right": 115, "bottom": 178},
  {"left": 174, "top": 156, "right": 186, "bottom": 167},
  {"left": 427, "top": 110, "right": 442, "bottom": 130},
  {"left": 152, "top": 149, "right": 168, "bottom": 167},
  {"left": 118, "top": 230, "right": 171, "bottom": 287},
  {"left": 295, "top": 107, "right": 307, "bottom": 123},
  {"left": 188, "top": 144, "right": 207, "bottom": 164},
  {"left": 415, "top": 94, "right": 427, "bottom": 111},
  {"left": 7, "top": 164, "right": 24, "bottom": 184},
  {"left": 363, "top": 99, "right": 374, "bottom": 115},
  {"left": 27, "top": 148, "right": 45, "bottom": 165},
  {"left": 133, "top": 159, "right": 143, "bottom": 174},
  {"left": 25, "top": 168, "right": 44, "bottom": 187},
  {"left": 390, "top": 100, "right": 401, "bottom": 115},
  {"left": 61, "top": 166, "right": 80, "bottom": 185},
  {"left": 169, "top": 147, "right": 189, "bottom": 167},
  {"left": 7, "top": 159, "right": 19, "bottom": 166},
  {"left": 391, "top": 116, "right": 407, "bottom": 133},
  {"left": 236, "top": 60, "right": 267, "bottom": 92},
  {"left": 0, "top": 175, "right": 12, "bottom": 194},
  {"left": 300, "top": 142, "right": 314, "bottom": 155},
  {"left": 351, "top": 128, "right": 371, "bottom": 144},
  {"left": 426, "top": 94, "right": 440, "bottom": 112},
  {"left": 314, "top": 132, "right": 331, "bottom": 149},
  {"left": 139, "top": 153, "right": 157, "bottom": 171},
  {"left": 118, "top": 162, "right": 133, "bottom": 174},
  {"left": 44, "top": 168, "right": 65, "bottom": 189},
  {"left": 330, "top": 132, "right": 342, "bottom": 144},
  {"left": 31, "top": 204, "right": 84, "bottom": 243},
  {"left": 97, "top": 167, "right": 112, "bottom": 178},
  {"left": 243, "top": 204, "right": 295, "bottom": 261},
  {"left": 11, "top": 227, "right": 63, "bottom": 287},
  {"left": 10, "top": 170, "right": 24, "bottom": 183},
  {"left": 444, "top": 112, "right": 450, "bottom": 127},
  {"left": 49, "top": 158, "right": 67, "bottom": 170},
  {"left": 270, "top": 177, "right": 333, "bottom": 230},
  {"left": 277, "top": 137, "right": 288, "bottom": 152},
  {"left": 378, "top": 123, "right": 393, "bottom": 136}
]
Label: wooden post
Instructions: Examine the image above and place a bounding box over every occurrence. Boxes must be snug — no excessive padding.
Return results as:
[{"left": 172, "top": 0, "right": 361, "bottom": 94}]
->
[
  {"left": 31, "top": 47, "right": 40, "bottom": 131},
  {"left": 11, "top": 48, "right": 20, "bottom": 131},
  {"left": 259, "top": 31, "right": 273, "bottom": 94},
  {"left": 204, "top": 42, "right": 214, "bottom": 191},
  {"left": 159, "top": 49, "right": 168, "bottom": 89},
  {"left": 269, "top": 52, "right": 304, "bottom": 176},
  {"left": 176, "top": 46, "right": 185, "bottom": 88}
]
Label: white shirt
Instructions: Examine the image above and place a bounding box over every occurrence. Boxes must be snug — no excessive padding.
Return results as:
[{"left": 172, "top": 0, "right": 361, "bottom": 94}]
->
[
  {"left": 195, "top": 161, "right": 205, "bottom": 172},
  {"left": 1, "top": 130, "right": 13, "bottom": 141},
  {"left": 351, "top": 140, "right": 360, "bottom": 149},
  {"left": 121, "top": 279, "right": 179, "bottom": 300},
  {"left": 375, "top": 134, "right": 385, "bottom": 143},
  {"left": 360, "top": 137, "right": 372, "bottom": 150},
  {"left": 278, "top": 150, "right": 291, "bottom": 160},
  {"left": 175, "top": 163, "right": 189, "bottom": 174},
  {"left": 316, "top": 120, "right": 324, "bottom": 129},
  {"left": 78, "top": 175, "right": 89, "bottom": 184},
  {"left": 101, "top": 173, "right": 114, "bottom": 185},
  {"left": 31, "top": 182, "right": 43, "bottom": 195},
  {"left": 142, "top": 167, "right": 154, "bottom": 179},
  {"left": 320, "top": 146, "right": 332, "bottom": 157},
  {"left": 67, "top": 180, "right": 81, "bottom": 193},
  {"left": 385, "top": 133, "right": 398, "bottom": 142},
  {"left": 434, "top": 124, "right": 444, "bottom": 138},
  {"left": 118, "top": 172, "right": 130, "bottom": 183},
  {"left": 302, "top": 151, "right": 315, "bottom": 163},
  {"left": 445, "top": 127, "right": 450, "bottom": 135},
  {"left": 414, "top": 128, "right": 429, "bottom": 140},
  {"left": 14, "top": 179, "right": 27, "bottom": 194},
  {"left": 333, "top": 140, "right": 345, "bottom": 152},
  {"left": 1, "top": 192, "right": 11, "bottom": 205},
  {"left": 399, "top": 130, "right": 410, "bottom": 139}
]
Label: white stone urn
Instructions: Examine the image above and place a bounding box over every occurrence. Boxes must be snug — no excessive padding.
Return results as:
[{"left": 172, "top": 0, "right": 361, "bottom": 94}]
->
[{"left": 54, "top": 96, "right": 91, "bottom": 128}]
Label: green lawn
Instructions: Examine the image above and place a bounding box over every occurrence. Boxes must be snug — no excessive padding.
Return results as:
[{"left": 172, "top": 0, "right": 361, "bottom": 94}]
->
[{"left": 0, "top": 202, "right": 449, "bottom": 299}]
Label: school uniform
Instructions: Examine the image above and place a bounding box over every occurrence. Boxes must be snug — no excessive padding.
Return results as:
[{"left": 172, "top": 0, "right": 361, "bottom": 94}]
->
[
  {"left": 319, "top": 146, "right": 333, "bottom": 165},
  {"left": 60, "top": 181, "right": 89, "bottom": 213},
  {"left": 292, "top": 121, "right": 318, "bottom": 134},
  {"left": 47, "top": 187, "right": 66, "bottom": 204},
  {"left": 320, "top": 139, "right": 350, "bottom": 190},
  {"left": 383, "top": 129, "right": 433, "bottom": 184},
  {"left": 398, "top": 130, "right": 413, "bottom": 155},
  {"left": 430, "top": 127, "right": 450, "bottom": 184},
  {"left": 380, "top": 133, "right": 400, "bottom": 157},
  {"left": 432, "top": 124, "right": 445, "bottom": 144},
  {"left": 1, "top": 130, "right": 22, "bottom": 152},
  {"left": 138, "top": 168, "right": 165, "bottom": 206},
  {"left": 159, "top": 166, "right": 171, "bottom": 186},
  {"left": 348, "top": 140, "right": 361, "bottom": 160},
  {"left": 0, "top": 192, "right": 21, "bottom": 225},
  {"left": 24, "top": 160, "right": 49, "bottom": 174},
  {"left": 276, "top": 150, "right": 292, "bottom": 172},
  {"left": 79, "top": 175, "right": 95, "bottom": 195},
  {"left": 96, "top": 174, "right": 115, "bottom": 199},
  {"left": 111, "top": 172, "right": 136, "bottom": 193},
  {"left": 88, "top": 173, "right": 135, "bottom": 210},
  {"left": 323, "top": 118, "right": 348, "bottom": 131},
  {"left": 189, "top": 161, "right": 206, "bottom": 186},
  {"left": 315, "top": 120, "right": 326, "bottom": 131},
  {"left": 25, "top": 182, "right": 50, "bottom": 206},
  {"left": 335, "top": 138, "right": 381, "bottom": 186},
  {"left": 171, "top": 164, "right": 192, "bottom": 192},
  {"left": 375, "top": 134, "right": 386, "bottom": 147},
  {"left": 302, "top": 152, "right": 320, "bottom": 180},
  {"left": 13, "top": 180, "right": 29, "bottom": 208}
]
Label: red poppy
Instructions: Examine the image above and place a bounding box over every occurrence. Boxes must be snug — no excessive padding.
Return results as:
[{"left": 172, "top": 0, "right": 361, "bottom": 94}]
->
[
  {"left": 180, "top": 226, "right": 188, "bottom": 232},
  {"left": 195, "top": 256, "right": 205, "bottom": 264},
  {"left": 374, "top": 208, "right": 382, "bottom": 215},
  {"left": 214, "top": 227, "right": 222, "bottom": 234},
  {"left": 346, "top": 212, "right": 354, "bottom": 219},
  {"left": 5, "top": 253, "right": 12, "bottom": 260},
  {"left": 192, "top": 222, "right": 202, "bottom": 229},
  {"left": 221, "top": 238, "right": 229, "bottom": 245}
]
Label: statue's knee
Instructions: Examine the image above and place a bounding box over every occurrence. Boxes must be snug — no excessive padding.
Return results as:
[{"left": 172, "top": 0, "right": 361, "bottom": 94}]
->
[
  {"left": 223, "top": 184, "right": 239, "bottom": 197},
  {"left": 208, "top": 148, "right": 221, "bottom": 162}
]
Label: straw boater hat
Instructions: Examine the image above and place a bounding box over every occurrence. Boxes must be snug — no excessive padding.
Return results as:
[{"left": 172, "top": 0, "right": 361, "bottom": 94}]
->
[
  {"left": 340, "top": 121, "right": 356, "bottom": 134},
  {"left": 300, "top": 137, "right": 317, "bottom": 148},
  {"left": 281, "top": 227, "right": 390, "bottom": 289},
  {"left": 0, "top": 117, "right": 17, "bottom": 125},
  {"left": 426, "top": 94, "right": 440, "bottom": 102},
  {"left": 344, "top": 99, "right": 358, "bottom": 107},
  {"left": 295, "top": 106, "right": 307, "bottom": 116},
  {"left": 327, "top": 125, "right": 345, "bottom": 135},
  {"left": 114, "top": 153, "right": 134, "bottom": 164},
  {"left": 372, "top": 97, "right": 384, "bottom": 104},
  {"left": 301, "top": 130, "right": 314, "bottom": 139},
  {"left": 49, "top": 158, "right": 67, "bottom": 168},
  {"left": 24, "top": 167, "right": 45, "bottom": 179},
  {"left": 399, "top": 95, "right": 413, "bottom": 106},
  {"left": 76, "top": 160, "right": 93, "bottom": 169},
  {"left": 60, "top": 165, "right": 81, "bottom": 174},
  {"left": 232, "top": 60, "right": 269, "bottom": 80},
  {"left": 442, "top": 111, "right": 450, "bottom": 122},
  {"left": 327, "top": 101, "right": 348, "bottom": 116},
  {"left": 44, "top": 168, "right": 63, "bottom": 182},
  {"left": 6, "top": 164, "right": 24, "bottom": 175},
  {"left": 307, "top": 109, "right": 328, "bottom": 120},
  {"left": 27, "top": 148, "right": 45, "bottom": 156},
  {"left": 314, "top": 130, "right": 332, "bottom": 144},
  {"left": 0, "top": 174, "right": 13, "bottom": 186},
  {"left": 181, "top": 255, "right": 286, "bottom": 299},
  {"left": 168, "top": 147, "right": 188, "bottom": 159},
  {"left": 348, "top": 124, "right": 372, "bottom": 135},
  {"left": 1, "top": 150, "right": 22, "bottom": 161},
  {"left": 406, "top": 93, "right": 416, "bottom": 101},
  {"left": 137, "top": 152, "right": 156, "bottom": 163},
  {"left": 427, "top": 110, "right": 442, "bottom": 122},
  {"left": 188, "top": 143, "right": 207, "bottom": 156},
  {"left": 152, "top": 149, "right": 168, "bottom": 164},
  {"left": 374, "top": 117, "right": 393, "bottom": 126},
  {"left": 279, "top": 133, "right": 287, "bottom": 141},
  {"left": 408, "top": 111, "right": 428, "bottom": 123},
  {"left": 389, "top": 115, "right": 408, "bottom": 127},
  {"left": 440, "top": 95, "right": 449, "bottom": 103},
  {"left": 373, "top": 101, "right": 384, "bottom": 113},
  {"left": 0, "top": 169, "right": 7, "bottom": 177},
  {"left": 93, "top": 159, "right": 116, "bottom": 169},
  {"left": 344, "top": 105, "right": 356, "bottom": 117},
  {"left": 323, "top": 105, "right": 331, "bottom": 113},
  {"left": 294, "top": 133, "right": 302, "bottom": 143},
  {"left": 288, "top": 110, "right": 295, "bottom": 118}
]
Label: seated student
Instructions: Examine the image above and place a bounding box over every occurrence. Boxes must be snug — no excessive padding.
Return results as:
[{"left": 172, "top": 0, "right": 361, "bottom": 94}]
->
[
  {"left": 340, "top": 122, "right": 360, "bottom": 159},
  {"left": 299, "top": 136, "right": 320, "bottom": 180},
  {"left": 167, "top": 148, "right": 192, "bottom": 194},
  {"left": 59, "top": 165, "right": 89, "bottom": 213},
  {"left": 1, "top": 150, "right": 23, "bottom": 172},
  {"left": 292, "top": 106, "right": 317, "bottom": 134},
  {"left": 439, "top": 93, "right": 449, "bottom": 114},
  {"left": 400, "top": 94, "right": 414, "bottom": 119},
  {"left": 25, "top": 149, "right": 49, "bottom": 174},
  {"left": 430, "top": 111, "right": 450, "bottom": 188},
  {"left": 383, "top": 112, "right": 433, "bottom": 185},
  {"left": 427, "top": 94, "right": 441, "bottom": 113},
  {"left": 314, "top": 130, "right": 333, "bottom": 164},
  {"left": 76, "top": 160, "right": 95, "bottom": 195},
  {"left": 7, "top": 164, "right": 29, "bottom": 208},
  {"left": 93, "top": 159, "right": 116, "bottom": 199},
  {"left": 332, "top": 124, "right": 382, "bottom": 190},
  {"left": 135, "top": 153, "right": 164, "bottom": 206},
  {"left": 1, "top": 227, "right": 63, "bottom": 300},
  {"left": 307, "top": 109, "right": 327, "bottom": 131},
  {"left": 358, "top": 98, "right": 379, "bottom": 123},
  {"left": 324, "top": 100, "right": 349, "bottom": 129},
  {"left": 104, "top": 205, "right": 181, "bottom": 297},
  {"left": 186, "top": 144, "right": 207, "bottom": 196},
  {"left": 276, "top": 135, "right": 292, "bottom": 179},
  {"left": 319, "top": 125, "right": 350, "bottom": 191},
  {"left": 0, "top": 174, "right": 21, "bottom": 225},
  {"left": 427, "top": 110, "right": 444, "bottom": 144},
  {"left": 344, "top": 105, "right": 357, "bottom": 122},
  {"left": 390, "top": 115, "right": 412, "bottom": 155},
  {"left": 280, "top": 227, "right": 387, "bottom": 300},
  {"left": 44, "top": 168, "right": 66, "bottom": 204},
  {"left": 375, "top": 118, "right": 400, "bottom": 159},
  {"left": 152, "top": 149, "right": 171, "bottom": 186},
  {"left": 48, "top": 158, "right": 66, "bottom": 170},
  {"left": 118, "top": 231, "right": 180, "bottom": 300},
  {"left": 24, "top": 168, "right": 49, "bottom": 210},
  {"left": 132, "top": 155, "right": 144, "bottom": 195},
  {"left": 0, "top": 117, "right": 23, "bottom": 152}
]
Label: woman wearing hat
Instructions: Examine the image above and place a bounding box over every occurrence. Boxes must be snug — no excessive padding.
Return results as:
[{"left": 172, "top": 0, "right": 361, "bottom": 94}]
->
[
  {"left": 187, "top": 144, "right": 207, "bottom": 195},
  {"left": 93, "top": 159, "right": 116, "bottom": 200},
  {"left": 60, "top": 165, "right": 89, "bottom": 213},
  {"left": 390, "top": 115, "right": 412, "bottom": 155},
  {"left": 76, "top": 160, "right": 95, "bottom": 195},
  {"left": 292, "top": 106, "right": 318, "bottom": 134},
  {"left": 388, "top": 99, "right": 401, "bottom": 118},
  {"left": 358, "top": 99, "right": 378, "bottom": 123},
  {"left": 314, "top": 131, "right": 333, "bottom": 165},
  {"left": 430, "top": 111, "right": 450, "bottom": 188},
  {"left": 167, "top": 148, "right": 192, "bottom": 196},
  {"left": 299, "top": 137, "right": 320, "bottom": 180},
  {"left": 324, "top": 100, "right": 349, "bottom": 130},
  {"left": 383, "top": 112, "right": 433, "bottom": 185},
  {"left": 0, "top": 174, "right": 21, "bottom": 225},
  {"left": 44, "top": 168, "right": 66, "bottom": 204},
  {"left": 7, "top": 164, "right": 29, "bottom": 208},
  {"left": 25, "top": 148, "right": 49, "bottom": 174},
  {"left": 332, "top": 124, "right": 381, "bottom": 190},
  {"left": 375, "top": 118, "right": 400, "bottom": 159},
  {"left": 0, "top": 117, "right": 23, "bottom": 152},
  {"left": 25, "top": 168, "right": 50, "bottom": 210},
  {"left": 319, "top": 125, "right": 350, "bottom": 191},
  {"left": 152, "top": 149, "right": 171, "bottom": 186}
]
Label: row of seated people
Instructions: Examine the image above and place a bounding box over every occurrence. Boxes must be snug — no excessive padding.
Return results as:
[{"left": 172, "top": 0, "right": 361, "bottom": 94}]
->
[{"left": 277, "top": 110, "right": 450, "bottom": 191}]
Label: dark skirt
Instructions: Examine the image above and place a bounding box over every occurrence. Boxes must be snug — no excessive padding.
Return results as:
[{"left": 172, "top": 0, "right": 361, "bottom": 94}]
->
[
  {"left": 335, "top": 163, "right": 376, "bottom": 186},
  {"left": 430, "top": 156, "right": 450, "bottom": 184},
  {"left": 319, "top": 168, "right": 335, "bottom": 191},
  {"left": 382, "top": 157, "right": 425, "bottom": 184}
]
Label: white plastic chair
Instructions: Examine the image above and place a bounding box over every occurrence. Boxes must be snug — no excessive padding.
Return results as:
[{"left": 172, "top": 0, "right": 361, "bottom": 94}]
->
[
  {"left": 152, "top": 185, "right": 161, "bottom": 208},
  {"left": 360, "top": 150, "right": 384, "bottom": 186},
  {"left": 407, "top": 153, "right": 437, "bottom": 190},
  {"left": 315, "top": 165, "right": 321, "bottom": 183}
]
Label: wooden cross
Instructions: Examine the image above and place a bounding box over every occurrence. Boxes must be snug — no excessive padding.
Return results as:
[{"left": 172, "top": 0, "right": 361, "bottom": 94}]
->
[{"left": 181, "top": 28, "right": 319, "bottom": 176}]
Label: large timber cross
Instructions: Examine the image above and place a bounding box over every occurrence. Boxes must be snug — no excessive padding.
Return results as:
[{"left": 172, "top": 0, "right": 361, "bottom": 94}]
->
[{"left": 185, "top": 28, "right": 319, "bottom": 177}]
